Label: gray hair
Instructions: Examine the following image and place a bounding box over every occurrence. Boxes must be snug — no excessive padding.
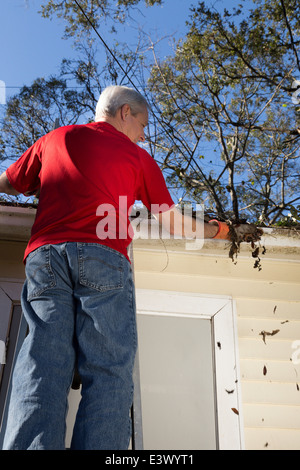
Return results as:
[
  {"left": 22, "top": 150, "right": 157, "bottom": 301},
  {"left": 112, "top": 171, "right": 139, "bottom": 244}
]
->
[{"left": 95, "top": 85, "right": 149, "bottom": 121}]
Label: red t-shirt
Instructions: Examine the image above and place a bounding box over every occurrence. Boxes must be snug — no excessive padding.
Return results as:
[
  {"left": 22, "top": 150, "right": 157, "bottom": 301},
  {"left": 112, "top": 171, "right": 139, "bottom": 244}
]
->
[{"left": 6, "top": 122, "right": 174, "bottom": 261}]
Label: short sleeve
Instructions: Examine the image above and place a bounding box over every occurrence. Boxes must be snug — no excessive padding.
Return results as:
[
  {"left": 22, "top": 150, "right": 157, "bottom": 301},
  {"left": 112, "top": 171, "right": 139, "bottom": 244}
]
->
[
  {"left": 6, "top": 138, "right": 43, "bottom": 195},
  {"left": 136, "top": 147, "right": 175, "bottom": 213}
]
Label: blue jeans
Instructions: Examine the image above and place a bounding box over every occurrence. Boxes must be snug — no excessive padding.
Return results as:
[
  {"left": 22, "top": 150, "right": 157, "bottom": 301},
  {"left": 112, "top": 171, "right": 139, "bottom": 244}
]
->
[{"left": 3, "top": 243, "right": 137, "bottom": 450}]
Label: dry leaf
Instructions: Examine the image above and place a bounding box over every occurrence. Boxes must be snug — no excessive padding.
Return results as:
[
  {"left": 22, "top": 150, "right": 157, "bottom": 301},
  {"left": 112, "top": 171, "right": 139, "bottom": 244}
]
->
[{"left": 260, "top": 329, "right": 280, "bottom": 344}]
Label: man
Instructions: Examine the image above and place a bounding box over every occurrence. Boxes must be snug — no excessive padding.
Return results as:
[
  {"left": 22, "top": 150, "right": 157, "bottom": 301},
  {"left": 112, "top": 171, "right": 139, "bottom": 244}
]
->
[{"left": 0, "top": 85, "right": 238, "bottom": 450}]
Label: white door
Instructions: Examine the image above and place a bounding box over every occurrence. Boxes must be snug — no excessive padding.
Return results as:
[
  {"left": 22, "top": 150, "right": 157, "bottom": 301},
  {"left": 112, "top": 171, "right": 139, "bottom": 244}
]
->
[{"left": 135, "top": 289, "right": 244, "bottom": 450}]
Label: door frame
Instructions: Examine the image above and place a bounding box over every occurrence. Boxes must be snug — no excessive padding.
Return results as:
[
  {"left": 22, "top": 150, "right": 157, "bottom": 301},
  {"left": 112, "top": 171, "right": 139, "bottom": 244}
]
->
[
  {"left": 0, "top": 280, "right": 27, "bottom": 448},
  {"left": 135, "top": 288, "right": 245, "bottom": 450}
]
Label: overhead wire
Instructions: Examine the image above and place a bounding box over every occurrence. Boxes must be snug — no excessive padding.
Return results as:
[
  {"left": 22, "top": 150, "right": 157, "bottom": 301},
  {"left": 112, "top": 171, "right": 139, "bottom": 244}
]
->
[{"left": 72, "top": 0, "right": 141, "bottom": 94}]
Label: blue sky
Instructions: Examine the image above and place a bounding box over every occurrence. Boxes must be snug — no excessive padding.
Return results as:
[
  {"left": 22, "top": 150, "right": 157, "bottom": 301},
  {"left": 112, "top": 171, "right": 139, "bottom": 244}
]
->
[
  {"left": 0, "top": 0, "right": 249, "bottom": 102},
  {"left": 0, "top": 0, "right": 194, "bottom": 100}
]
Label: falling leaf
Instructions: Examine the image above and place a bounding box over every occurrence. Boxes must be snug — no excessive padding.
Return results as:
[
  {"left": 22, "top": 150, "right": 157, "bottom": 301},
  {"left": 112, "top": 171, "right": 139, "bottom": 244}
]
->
[
  {"left": 254, "top": 258, "right": 262, "bottom": 271},
  {"left": 252, "top": 247, "right": 260, "bottom": 258},
  {"left": 297, "top": 384, "right": 299, "bottom": 392},
  {"left": 226, "top": 389, "right": 235, "bottom": 394},
  {"left": 217, "top": 342, "right": 222, "bottom": 350},
  {"left": 263, "top": 366, "right": 267, "bottom": 376},
  {"left": 281, "top": 320, "right": 289, "bottom": 325},
  {"left": 231, "top": 408, "right": 239, "bottom": 415},
  {"left": 260, "top": 329, "right": 280, "bottom": 344},
  {"left": 273, "top": 306, "right": 277, "bottom": 314}
]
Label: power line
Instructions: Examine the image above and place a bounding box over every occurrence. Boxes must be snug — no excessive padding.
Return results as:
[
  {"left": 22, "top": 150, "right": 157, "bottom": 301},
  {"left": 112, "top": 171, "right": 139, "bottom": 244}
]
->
[
  {"left": 72, "top": 0, "right": 140, "bottom": 93},
  {"left": 0, "top": 86, "right": 98, "bottom": 90}
]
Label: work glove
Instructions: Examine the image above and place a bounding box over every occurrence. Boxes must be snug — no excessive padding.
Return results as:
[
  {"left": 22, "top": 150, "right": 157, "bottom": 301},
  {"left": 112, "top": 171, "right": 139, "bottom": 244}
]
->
[
  {"left": 209, "top": 219, "right": 264, "bottom": 243},
  {"left": 209, "top": 219, "right": 265, "bottom": 269}
]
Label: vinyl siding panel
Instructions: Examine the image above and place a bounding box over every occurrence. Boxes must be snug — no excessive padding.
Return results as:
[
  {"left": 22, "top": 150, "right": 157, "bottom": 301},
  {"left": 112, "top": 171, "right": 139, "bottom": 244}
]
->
[
  {"left": 244, "top": 428, "right": 300, "bottom": 450},
  {"left": 241, "top": 359, "right": 300, "bottom": 382}
]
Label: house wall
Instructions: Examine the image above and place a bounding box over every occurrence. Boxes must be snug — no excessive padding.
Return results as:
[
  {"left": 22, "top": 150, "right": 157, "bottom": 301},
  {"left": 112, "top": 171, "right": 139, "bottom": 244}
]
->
[
  {"left": 1, "top": 205, "right": 300, "bottom": 450},
  {"left": 132, "top": 234, "right": 300, "bottom": 451},
  {"left": 0, "top": 205, "right": 34, "bottom": 280},
  {"left": 0, "top": 240, "right": 26, "bottom": 280}
]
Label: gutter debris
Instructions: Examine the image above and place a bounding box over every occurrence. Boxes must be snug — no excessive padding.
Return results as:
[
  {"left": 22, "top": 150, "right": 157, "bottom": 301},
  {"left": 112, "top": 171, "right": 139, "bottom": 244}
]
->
[{"left": 259, "top": 329, "right": 280, "bottom": 344}]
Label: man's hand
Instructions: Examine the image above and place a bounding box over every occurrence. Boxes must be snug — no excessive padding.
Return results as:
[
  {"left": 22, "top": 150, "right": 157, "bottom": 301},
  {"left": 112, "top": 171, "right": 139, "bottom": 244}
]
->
[
  {"left": 209, "top": 219, "right": 263, "bottom": 243},
  {"left": 209, "top": 219, "right": 265, "bottom": 268}
]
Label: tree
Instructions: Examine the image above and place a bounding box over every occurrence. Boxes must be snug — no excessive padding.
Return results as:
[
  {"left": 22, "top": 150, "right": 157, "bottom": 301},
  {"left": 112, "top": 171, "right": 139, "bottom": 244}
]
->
[
  {"left": 145, "top": 0, "right": 300, "bottom": 224},
  {"left": 39, "top": 0, "right": 162, "bottom": 39}
]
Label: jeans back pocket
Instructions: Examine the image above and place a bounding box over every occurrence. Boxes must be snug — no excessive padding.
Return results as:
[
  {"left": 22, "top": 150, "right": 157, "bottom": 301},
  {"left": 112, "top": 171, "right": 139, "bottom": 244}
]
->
[
  {"left": 78, "top": 244, "right": 124, "bottom": 293},
  {"left": 25, "top": 245, "right": 56, "bottom": 301}
]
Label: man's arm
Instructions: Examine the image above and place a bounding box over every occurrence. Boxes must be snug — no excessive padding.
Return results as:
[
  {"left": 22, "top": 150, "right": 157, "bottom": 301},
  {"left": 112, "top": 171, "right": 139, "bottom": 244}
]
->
[
  {"left": 158, "top": 206, "right": 263, "bottom": 243},
  {"left": 0, "top": 171, "right": 20, "bottom": 195},
  {"left": 157, "top": 206, "right": 220, "bottom": 239}
]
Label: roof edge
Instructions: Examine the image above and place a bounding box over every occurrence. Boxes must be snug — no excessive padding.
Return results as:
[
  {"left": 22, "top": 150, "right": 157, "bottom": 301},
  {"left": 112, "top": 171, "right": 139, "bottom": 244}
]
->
[{"left": 1, "top": 205, "right": 300, "bottom": 255}]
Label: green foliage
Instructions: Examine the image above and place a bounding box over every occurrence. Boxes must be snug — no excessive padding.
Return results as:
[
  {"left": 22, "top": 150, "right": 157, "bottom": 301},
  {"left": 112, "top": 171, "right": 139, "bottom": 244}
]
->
[{"left": 40, "top": 0, "right": 162, "bottom": 38}]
